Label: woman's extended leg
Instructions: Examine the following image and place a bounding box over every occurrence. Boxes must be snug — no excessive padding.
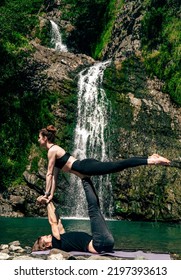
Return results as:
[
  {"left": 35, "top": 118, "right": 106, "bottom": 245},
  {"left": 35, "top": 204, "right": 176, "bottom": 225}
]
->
[
  {"left": 72, "top": 154, "right": 170, "bottom": 176},
  {"left": 82, "top": 177, "right": 114, "bottom": 253}
]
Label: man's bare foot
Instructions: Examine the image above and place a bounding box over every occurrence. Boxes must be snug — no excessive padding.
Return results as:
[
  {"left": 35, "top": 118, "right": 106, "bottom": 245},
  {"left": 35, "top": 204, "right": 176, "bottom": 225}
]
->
[{"left": 147, "top": 154, "right": 171, "bottom": 166}]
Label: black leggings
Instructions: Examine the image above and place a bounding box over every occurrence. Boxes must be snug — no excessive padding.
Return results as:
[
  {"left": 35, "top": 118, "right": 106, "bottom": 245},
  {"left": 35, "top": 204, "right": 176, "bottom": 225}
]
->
[
  {"left": 82, "top": 177, "right": 114, "bottom": 253},
  {"left": 72, "top": 157, "right": 148, "bottom": 176}
]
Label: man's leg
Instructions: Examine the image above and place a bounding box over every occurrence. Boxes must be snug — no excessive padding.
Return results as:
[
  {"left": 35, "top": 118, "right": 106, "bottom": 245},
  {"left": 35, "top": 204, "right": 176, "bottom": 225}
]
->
[{"left": 82, "top": 177, "right": 114, "bottom": 253}]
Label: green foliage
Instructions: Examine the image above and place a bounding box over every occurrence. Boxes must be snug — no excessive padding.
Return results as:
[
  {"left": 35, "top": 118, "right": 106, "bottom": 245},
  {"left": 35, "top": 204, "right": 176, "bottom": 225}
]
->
[
  {"left": 0, "top": 89, "right": 57, "bottom": 191},
  {"left": 60, "top": 0, "right": 110, "bottom": 56},
  {"left": 141, "top": 0, "right": 181, "bottom": 105},
  {"left": 36, "top": 21, "right": 51, "bottom": 47},
  {"left": 55, "top": 83, "right": 78, "bottom": 152},
  {"left": 0, "top": 0, "right": 44, "bottom": 45},
  {"left": 0, "top": 0, "right": 58, "bottom": 190},
  {"left": 103, "top": 62, "right": 135, "bottom": 157},
  {"left": 30, "top": 156, "right": 40, "bottom": 173},
  {"left": 94, "top": 0, "right": 124, "bottom": 59}
]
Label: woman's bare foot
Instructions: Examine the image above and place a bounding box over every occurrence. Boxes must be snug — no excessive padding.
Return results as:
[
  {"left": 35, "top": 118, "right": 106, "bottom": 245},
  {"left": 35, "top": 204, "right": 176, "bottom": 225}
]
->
[{"left": 147, "top": 154, "right": 171, "bottom": 166}]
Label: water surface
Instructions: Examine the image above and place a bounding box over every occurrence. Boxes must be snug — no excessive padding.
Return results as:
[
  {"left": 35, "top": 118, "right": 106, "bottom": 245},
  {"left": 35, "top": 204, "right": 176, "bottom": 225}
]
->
[{"left": 0, "top": 217, "right": 180, "bottom": 253}]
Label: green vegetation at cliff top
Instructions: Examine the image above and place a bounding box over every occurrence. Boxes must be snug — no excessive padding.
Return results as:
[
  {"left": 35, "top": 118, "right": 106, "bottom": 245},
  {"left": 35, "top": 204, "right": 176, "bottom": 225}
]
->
[{"left": 141, "top": 0, "right": 181, "bottom": 105}]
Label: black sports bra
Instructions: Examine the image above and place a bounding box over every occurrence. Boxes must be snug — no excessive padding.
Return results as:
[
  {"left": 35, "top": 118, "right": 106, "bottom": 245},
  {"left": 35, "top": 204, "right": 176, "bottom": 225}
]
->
[{"left": 54, "top": 152, "right": 71, "bottom": 169}]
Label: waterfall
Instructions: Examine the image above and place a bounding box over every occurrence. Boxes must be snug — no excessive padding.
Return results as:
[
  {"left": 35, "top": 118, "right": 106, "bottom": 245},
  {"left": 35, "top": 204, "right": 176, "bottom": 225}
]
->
[
  {"left": 68, "top": 61, "right": 113, "bottom": 217},
  {"left": 50, "top": 20, "right": 68, "bottom": 52}
]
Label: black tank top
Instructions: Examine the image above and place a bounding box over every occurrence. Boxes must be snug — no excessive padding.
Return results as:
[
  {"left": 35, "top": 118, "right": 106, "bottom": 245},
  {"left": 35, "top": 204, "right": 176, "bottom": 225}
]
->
[
  {"left": 52, "top": 232, "right": 92, "bottom": 252},
  {"left": 54, "top": 152, "right": 71, "bottom": 169}
]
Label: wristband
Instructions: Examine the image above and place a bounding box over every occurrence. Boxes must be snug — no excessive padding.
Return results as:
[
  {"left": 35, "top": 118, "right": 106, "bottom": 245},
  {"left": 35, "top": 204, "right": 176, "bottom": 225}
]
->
[{"left": 44, "top": 191, "right": 50, "bottom": 197}]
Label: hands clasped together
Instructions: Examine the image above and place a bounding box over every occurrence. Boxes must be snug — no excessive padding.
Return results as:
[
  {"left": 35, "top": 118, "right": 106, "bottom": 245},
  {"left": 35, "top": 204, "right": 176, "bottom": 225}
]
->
[{"left": 37, "top": 195, "right": 52, "bottom": 204}]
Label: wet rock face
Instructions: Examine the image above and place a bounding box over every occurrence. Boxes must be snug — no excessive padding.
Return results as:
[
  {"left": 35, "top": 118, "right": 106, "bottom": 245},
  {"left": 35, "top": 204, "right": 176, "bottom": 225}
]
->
[
  {"left": 26, "top": 41, "right": 95, "bottom": 92},
  {"left": 103, "top": 60, "right": 181, "bottom": 221},
  {"left": 103, "top": 0, "right": 144, "bottom": 60},
  {"left": 0, "top": 185, "right": 47, "bottom": 217},
  {"left": 100, "top": 0, "right": 181, "bottom": 222}
]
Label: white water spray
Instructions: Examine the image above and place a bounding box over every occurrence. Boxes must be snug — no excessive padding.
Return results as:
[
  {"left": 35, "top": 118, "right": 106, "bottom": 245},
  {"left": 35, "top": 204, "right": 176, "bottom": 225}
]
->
[
  {"left": 69, "top": 61, "right": 113, "bottom": 217},
  {"left": 50, "top": 20, "right": 68, "bottom": 52}
]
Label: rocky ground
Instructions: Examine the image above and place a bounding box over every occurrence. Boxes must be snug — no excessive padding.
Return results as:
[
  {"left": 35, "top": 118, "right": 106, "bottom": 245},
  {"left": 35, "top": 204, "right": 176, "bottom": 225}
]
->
[
  {"left": 0, "top": 241, "right": 120, "bottom": 260},
  {"left": 0, "top": 241, "right": 180, "bottom": 260}
]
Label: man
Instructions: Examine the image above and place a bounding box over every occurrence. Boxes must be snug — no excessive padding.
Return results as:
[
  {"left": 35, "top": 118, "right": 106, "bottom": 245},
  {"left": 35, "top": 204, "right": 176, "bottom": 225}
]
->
[{"left": 32, "top": 177, "right": 114, "bottom": 253}]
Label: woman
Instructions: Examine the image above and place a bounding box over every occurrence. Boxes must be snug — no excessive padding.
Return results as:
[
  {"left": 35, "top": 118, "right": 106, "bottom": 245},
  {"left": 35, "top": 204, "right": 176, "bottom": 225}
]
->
[
  {"left": 38, "top": 125, "right": 171, "bottom": 202},
  {"left": 32, "top": 177, "right": 114, "bottom": 253}
]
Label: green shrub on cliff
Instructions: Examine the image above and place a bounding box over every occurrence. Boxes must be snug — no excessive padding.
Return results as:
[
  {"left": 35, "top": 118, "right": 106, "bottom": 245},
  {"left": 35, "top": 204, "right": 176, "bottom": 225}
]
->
[
  {"left": 94, "top": 0, "right": 124, "bottom": 59},
  {"left": 141, "top": 0, "right": 181, "bottom": 105}
]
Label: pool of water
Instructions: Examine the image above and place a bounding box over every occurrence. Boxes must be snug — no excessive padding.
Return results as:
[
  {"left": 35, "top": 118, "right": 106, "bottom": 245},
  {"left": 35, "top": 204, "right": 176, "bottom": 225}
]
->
[{"left": 0, "top": 217, "right": 180, "bottom": 253}]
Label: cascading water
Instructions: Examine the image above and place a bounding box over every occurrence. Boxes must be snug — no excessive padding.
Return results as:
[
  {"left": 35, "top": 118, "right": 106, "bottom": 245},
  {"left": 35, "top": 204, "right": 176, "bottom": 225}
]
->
[
  {"left": 68, "top": 61, "right": 113, "bottom": 217},
  {"left": 50, "top": 20, "right": 68, "bottom": 52}
]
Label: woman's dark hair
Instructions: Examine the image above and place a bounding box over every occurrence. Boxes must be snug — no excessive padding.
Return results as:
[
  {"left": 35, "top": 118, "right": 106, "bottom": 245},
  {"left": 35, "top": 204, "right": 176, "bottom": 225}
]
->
[{"left": 40, "top": 125, "right": 57, "bottom": 143}]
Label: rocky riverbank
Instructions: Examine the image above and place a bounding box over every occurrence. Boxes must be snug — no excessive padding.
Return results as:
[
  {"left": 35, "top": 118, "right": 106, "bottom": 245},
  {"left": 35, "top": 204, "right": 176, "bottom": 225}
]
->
[{"left": 0, "top": 241, "right": 180, "bottom": 260}]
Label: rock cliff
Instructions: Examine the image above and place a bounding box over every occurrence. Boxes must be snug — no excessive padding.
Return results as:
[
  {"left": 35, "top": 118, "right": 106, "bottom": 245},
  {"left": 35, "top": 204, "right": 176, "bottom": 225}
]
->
[{"left": 1, "top": 0, "right": 180, "bottom": 221}]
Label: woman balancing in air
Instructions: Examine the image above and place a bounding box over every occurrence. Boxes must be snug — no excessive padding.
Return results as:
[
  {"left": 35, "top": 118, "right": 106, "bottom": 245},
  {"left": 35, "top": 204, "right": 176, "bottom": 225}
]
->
[{"left": 38, "top": 125, "right": 171, "bottom": 202}]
